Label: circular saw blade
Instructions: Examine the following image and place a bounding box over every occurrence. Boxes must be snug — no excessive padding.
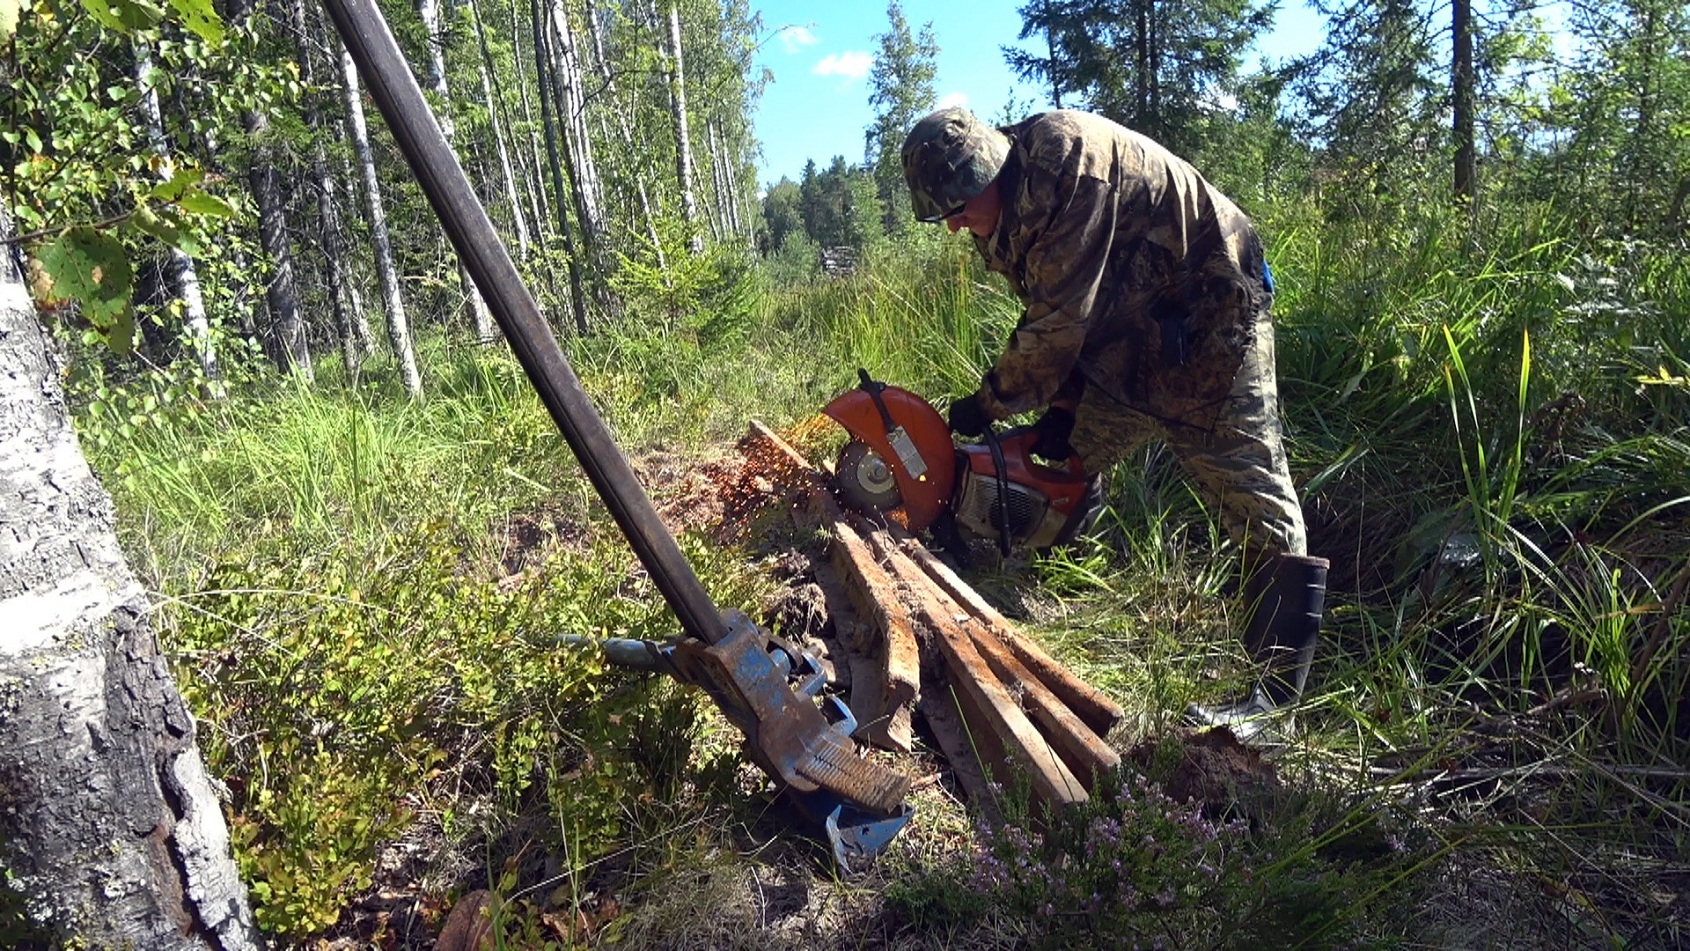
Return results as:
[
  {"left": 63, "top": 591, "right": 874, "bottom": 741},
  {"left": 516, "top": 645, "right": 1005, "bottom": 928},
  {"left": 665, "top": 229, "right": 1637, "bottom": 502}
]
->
[{"left": 834, "top": 440, "right": 903, "bottom": 513}]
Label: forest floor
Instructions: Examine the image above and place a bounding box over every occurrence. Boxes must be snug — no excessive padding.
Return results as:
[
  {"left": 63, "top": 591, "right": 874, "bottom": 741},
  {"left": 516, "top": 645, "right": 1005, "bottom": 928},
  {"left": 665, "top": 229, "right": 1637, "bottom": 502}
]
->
[{"left": 301, "top": 430, "right": 1688, "bottom": 950}]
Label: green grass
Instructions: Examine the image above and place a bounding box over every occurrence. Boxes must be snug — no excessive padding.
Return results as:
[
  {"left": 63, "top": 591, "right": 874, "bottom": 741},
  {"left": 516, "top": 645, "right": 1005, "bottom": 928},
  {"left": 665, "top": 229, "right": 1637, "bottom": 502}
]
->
[{"left": 75, "top": 197, "right": 1690, "bottom": 946}]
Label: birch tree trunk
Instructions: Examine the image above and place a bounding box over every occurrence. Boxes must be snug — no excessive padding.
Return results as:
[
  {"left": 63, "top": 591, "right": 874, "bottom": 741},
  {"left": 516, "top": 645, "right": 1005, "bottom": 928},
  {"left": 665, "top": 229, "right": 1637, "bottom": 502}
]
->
[
  {"left": 417, "top": 0, "right": 498, "bottom": 343},
  {"left": 531, "top": 0, "right": 591, "bottom": 334},
  {"left": 230, "top": 0, "right": 312, "bottom": 380},
  {"left": 341, "top": 43, "right": 425, "bottom": 397},
  {"left": 581, "top": 0, "right": 665, "bottom": 271},
  {"left": 511, "top": 0, "right": 552, "bottom": 237},
  {"left": 705, "top": 119, "right": 729, "bottom": 243},
  {"left": 661, "top": 1, "right": 703, "bottom": 254},
  {"left": 468, "top": 0, "right": 533, "bottom": 256},
  {"left": 0, "top": 215, "right": 259, "bottom": 949},
  {"left": 134, "top": 40, "right": 225, "bottom": 399},
  {"left": 294, "top": 0, "right": 363, "bottom": 380},
  {"left": 544, "top": 0, "right": 605, "bottom": 244},
  {"left": 544, "top": 0, "right": 621, "bottom": 318}
]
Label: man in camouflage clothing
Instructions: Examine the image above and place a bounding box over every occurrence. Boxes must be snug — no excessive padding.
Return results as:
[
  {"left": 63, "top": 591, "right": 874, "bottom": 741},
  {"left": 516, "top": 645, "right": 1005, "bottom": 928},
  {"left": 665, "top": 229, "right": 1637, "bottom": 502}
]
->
[{"left": 901, "top": 106, "right": 1329, "bottom": 742}]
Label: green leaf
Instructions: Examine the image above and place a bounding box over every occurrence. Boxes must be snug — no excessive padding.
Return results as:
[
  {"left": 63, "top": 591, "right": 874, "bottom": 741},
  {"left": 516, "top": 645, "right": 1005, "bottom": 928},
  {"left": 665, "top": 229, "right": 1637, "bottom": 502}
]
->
[
  {"left": 165, "top": 0, "right": 222, "bottom": 42},
  {"left": 130, "top": 204, "right": 183, "bottom": 247},
  {"left": 148, "top": 165, "right": 206, "bottom": 202},
  {"left": 35, "top": 227, "right": 136, "bottom": 348},
  {"left": 0, "top": 0, "right": 20, "bottom": 46},
  {"left": 78, "top": 0, "right": 164, "bottom": 32},
  {"left": 176, "top": 190, "right": 236, "bottom": 218},
  {"left": 110, "top": 309, "right": 136, "bottom": 354}
]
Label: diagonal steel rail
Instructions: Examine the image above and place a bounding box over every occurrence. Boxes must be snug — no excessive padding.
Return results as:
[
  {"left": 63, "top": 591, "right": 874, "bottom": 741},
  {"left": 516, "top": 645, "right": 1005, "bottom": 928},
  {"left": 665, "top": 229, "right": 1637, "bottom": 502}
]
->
[{"left": 320, "top": 0, "right": 908, "bottom": 817}]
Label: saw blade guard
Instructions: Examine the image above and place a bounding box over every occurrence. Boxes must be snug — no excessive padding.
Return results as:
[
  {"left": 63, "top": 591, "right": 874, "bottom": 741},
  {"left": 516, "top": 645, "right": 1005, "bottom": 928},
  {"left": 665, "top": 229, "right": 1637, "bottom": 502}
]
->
[{"left": 821, "top": 382, "right": 955, "bottom": 529}]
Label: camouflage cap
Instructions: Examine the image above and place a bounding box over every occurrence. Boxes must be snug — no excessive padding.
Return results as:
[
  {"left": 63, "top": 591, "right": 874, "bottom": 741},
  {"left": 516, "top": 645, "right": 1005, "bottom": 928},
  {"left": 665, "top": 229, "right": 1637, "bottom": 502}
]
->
[{"left": 901, "top": 107, "right": 1010, "bottom": 223}]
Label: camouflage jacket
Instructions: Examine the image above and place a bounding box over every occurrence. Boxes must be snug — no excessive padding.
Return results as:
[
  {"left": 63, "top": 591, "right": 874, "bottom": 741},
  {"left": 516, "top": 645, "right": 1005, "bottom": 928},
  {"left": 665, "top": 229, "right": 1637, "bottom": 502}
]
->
[{"left": 972, "top": 110, "right": 1272, "bottom": 430}]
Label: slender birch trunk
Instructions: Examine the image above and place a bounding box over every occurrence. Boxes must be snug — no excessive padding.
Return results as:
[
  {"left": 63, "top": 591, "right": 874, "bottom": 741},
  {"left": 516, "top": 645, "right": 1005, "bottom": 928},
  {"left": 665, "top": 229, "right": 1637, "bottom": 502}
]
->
[
  {"left": 661, "top": 1, "right": 702, "bottom": 254},
  {"left": 340, "top": 43, "right": 424, "bottom": 397},
  {"left": 544, "top": 0, "right": 620, "bottom": 317},
  {"left": 581, "top": 0, "right": 665, "bottom": 270},
  {"left": 292, "top": 0, "right": 362, "bottom": 381},
  {"left": 468, "top": 0, "right": 532, "bottom": 256},
  {"left": 134, "top": 40, "right": 224, "bottom": 399},
  {"left": 417, "top": 0, "right": 498, "bottom": 343},
  {"left": 545, "top": 0, "right": 605, "bottom": 242},
  {"left": 511, "top": 0, "right": 552, "bottom": 237},
  {"left": 532, "top": 0, "right": 590, "bottom": 333}
]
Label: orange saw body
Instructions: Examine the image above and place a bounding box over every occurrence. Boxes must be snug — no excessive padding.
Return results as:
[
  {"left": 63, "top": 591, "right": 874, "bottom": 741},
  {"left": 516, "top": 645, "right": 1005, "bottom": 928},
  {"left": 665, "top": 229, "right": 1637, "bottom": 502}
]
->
[{"left": 821, "top": 371, "right": 1097, "bottom": 552}]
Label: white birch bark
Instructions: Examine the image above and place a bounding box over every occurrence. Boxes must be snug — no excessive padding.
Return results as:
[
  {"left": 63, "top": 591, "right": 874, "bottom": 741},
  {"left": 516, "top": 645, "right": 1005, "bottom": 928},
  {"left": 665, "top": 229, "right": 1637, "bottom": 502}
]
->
[
  {"left": 0, "top": 213, "right": 259, "bottom": 950},
  {"left": 340, "top": 43, "right": 424, "bottom": 397},
  {"left": 662, "top": 1, "right": 703, "bottom": 254},
  {"left": 417, "top": 0, "right": 497, "bottom": 343},
  {"left": 545, "top": 0, "right": 605, "bottom": 242},
  {"left": 293, "top": 0, "right": 362, "bottom": 380},
  {"left": 468, "top": 0, "right": 532, "bottom": 256},
  {"left": 581, "top": 0, "right": 665, "bottom": 269},
  {"left": 134, "top": 41, "right": 225, "bottom": 399}
]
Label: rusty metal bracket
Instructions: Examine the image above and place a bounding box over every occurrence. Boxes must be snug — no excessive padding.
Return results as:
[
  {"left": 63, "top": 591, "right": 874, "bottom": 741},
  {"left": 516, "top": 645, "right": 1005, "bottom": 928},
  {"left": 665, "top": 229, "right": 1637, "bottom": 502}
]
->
[{"left": 565, "top": 614, "right": 913, "bottom": 868}]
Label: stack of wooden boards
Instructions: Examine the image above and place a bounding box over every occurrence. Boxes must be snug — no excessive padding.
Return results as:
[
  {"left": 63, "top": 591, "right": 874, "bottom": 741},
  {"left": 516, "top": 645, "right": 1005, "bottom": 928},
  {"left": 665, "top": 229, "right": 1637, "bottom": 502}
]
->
[{"left": 737, "top": 422, "right": 1125, "bottom": 811}]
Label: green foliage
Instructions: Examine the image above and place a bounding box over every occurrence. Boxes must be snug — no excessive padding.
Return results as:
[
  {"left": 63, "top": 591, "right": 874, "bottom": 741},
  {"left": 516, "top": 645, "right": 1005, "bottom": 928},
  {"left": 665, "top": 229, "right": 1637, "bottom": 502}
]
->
[
  {"left": 758, "top": 176, "right": 804, "bottom": 255},
  {"left": 866, "top": 1, "right": 939, "bottom": 234},
  {"left": 796, "top": 156, "right": 887, "bottom": 253},
  {"left": 1008, "top": 0, "right": 1272, "bottom": 158},
  {"left": 0, "top": 0, "right": 268, "bottom": 352},
  {"left": 162, "top": 522, "right": 690, "bottom": 936},
  {"left": 36, "top": 226, "right": 137, "bottom": 349}
]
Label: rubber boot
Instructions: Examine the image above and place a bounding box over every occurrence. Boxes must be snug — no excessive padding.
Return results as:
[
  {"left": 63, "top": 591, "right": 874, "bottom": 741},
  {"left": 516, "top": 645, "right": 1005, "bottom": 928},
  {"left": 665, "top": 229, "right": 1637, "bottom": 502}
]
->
[{"left": 1184, "top": 553, "right": 1329, "bottom": 746}]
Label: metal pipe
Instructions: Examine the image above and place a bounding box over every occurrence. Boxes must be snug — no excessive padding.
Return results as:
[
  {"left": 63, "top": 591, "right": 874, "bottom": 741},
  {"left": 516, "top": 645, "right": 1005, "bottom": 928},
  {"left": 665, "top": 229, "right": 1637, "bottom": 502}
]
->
[{"left": 321, "top": 0, "right": 724, "bottom": 644}]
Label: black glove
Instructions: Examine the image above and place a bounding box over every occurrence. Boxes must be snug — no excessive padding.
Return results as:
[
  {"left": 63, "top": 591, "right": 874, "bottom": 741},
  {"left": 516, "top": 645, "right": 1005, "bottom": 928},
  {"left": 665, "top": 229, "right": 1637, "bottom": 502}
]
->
[
  {"left": 1031, "top": 407, "right": 1076, "bottom": 461},
  {"left": 946, "top": 394, "right": 990, "bottom": 439}
]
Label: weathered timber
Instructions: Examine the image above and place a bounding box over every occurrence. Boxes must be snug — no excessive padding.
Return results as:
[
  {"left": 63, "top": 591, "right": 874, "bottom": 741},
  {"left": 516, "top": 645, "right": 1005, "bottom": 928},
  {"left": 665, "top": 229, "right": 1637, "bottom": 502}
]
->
[
  {"left": 733, "top": 419, "right": 1119, "bottom": 808},
  {"left": 931, "top": 614, "right": 1087, "bottom": 808},
  {"left": 915, "top": 688, "right": 999, "bottom": 820},
  {"left": 861, "top": 526, "right": 1117, "bottom": 786},
  {"left": 889, "top": 523, "right": 1125, "bottom": 737},
  {"left": 964, "top": 624, "right": 1120, "bottom": 789},
  {"left": 826, "top": 517, "right": 919, "bottom": 752},
  {"left": 859, "top": 524, "right": 1090, "bottom": 809}
]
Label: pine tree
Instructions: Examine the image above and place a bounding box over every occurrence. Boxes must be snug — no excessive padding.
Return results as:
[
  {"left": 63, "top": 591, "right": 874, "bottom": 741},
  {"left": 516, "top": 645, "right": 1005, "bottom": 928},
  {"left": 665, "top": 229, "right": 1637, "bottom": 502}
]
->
[
  {"left": 865, "top": 1, "right": 938, "bottom": 234},
  {"left": 1008, "top": 0, "right": 1271, "bottom": 159}
]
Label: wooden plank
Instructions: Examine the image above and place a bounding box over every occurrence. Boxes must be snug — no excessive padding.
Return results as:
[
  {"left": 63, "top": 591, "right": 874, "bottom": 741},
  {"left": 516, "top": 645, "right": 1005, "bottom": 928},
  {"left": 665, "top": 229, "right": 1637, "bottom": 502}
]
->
[
  {"left": 888, "top": 523, "right": 1124, "bottom": 737},
  {"left": 738, "top": 419, "right": 827, "bottom": 495},
  {"left": 861, "top": 525, "right": 1117, "bottom": 786},
  {"left": 915, "top": 687, "right": 999, "bottom": 822},
  {"left": 826, "top": 518, "right": 919, "bottom": 752},
  {"left": 855, "top": 521, "right": 1087, "bottom": 809},
  {"left": 929, "top": 611, "right": 1087, "bottom": 809},
  {"left": 964, "top": 622, "right": 1120, "bottom": 789}
]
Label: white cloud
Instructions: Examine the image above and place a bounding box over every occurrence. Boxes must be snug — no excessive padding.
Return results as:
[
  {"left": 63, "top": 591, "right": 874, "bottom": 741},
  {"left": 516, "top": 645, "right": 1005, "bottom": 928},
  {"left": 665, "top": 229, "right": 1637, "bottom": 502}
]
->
[
  {"left": 936, "top": 91, "right": 970, "bottom": 111},
  {"left": 778, "top": 26, "right": 816, "bottom": 54},
  {"left": 813, "top": 51, "right": 873, "bottom": 82}
]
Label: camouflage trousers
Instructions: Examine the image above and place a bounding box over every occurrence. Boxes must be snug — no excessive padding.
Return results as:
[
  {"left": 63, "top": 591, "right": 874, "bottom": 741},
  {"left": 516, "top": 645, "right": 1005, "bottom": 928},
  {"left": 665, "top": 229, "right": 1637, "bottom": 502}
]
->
[{"left": 1069, "top": 312, "right": 1308, "bottom": 560}]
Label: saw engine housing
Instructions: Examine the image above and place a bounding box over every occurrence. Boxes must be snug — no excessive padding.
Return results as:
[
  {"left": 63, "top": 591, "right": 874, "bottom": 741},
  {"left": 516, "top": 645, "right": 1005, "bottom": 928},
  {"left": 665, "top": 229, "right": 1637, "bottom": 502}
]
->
[
  {"left": 821, "top": 376, "right": 1095, "bottom": 551},
  {"left": 950, "top": 429, "right": 1093, "bottom": 550}
]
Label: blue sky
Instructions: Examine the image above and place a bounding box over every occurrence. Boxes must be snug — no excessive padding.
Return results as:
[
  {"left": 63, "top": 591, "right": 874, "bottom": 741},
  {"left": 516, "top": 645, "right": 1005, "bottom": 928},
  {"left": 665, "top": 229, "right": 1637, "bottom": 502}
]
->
[{"left": 747, "top": 0, "right": 1329, "bottom": 188}]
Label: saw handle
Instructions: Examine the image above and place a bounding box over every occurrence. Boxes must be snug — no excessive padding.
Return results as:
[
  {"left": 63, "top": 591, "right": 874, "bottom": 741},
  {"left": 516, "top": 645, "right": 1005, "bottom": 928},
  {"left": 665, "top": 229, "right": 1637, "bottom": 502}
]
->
[{"left": 991, "top": 425, "right": 1088, "bottom": 477}]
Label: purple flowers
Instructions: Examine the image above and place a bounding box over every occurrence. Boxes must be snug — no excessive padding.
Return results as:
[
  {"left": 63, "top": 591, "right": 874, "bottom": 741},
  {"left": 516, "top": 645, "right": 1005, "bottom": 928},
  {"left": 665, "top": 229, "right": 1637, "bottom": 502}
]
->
[{"left": 947, "top": 766, "right": 1252, "bottom": 943}]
